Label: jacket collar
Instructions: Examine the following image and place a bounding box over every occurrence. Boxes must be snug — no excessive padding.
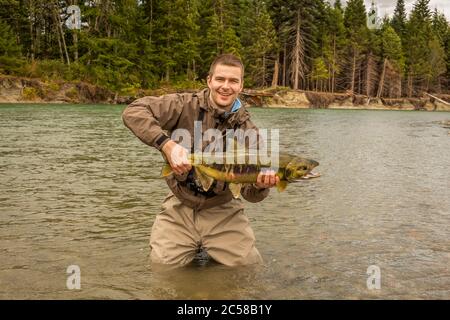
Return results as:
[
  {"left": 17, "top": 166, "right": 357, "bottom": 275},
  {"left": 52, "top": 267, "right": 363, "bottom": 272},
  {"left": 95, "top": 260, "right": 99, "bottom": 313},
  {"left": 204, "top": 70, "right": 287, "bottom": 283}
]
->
[{"left": 196, "top": 88, "right": 249, "bottom": 125}]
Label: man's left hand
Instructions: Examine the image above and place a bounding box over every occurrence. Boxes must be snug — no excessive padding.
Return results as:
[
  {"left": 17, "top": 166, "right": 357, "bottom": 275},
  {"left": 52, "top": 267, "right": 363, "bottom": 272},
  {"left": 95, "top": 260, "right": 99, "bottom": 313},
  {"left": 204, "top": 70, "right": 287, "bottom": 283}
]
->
[{"left": 254, "top": 169, "right": 280, "bottom": 189}]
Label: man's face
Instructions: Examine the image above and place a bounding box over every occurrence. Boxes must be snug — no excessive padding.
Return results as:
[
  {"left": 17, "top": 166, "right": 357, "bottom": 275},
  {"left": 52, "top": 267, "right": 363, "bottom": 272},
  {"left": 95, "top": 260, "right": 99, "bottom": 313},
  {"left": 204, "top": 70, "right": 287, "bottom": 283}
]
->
[{"left": 207, "top": 64, "right": 243, "bottom": 109}]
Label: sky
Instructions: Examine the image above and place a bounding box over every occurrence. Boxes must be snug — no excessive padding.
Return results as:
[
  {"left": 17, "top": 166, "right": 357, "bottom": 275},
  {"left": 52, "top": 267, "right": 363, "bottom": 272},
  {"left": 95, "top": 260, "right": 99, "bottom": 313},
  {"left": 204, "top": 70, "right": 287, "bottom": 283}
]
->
[{"left": 334, "top": 0, "right": 450, "bottom": 20}]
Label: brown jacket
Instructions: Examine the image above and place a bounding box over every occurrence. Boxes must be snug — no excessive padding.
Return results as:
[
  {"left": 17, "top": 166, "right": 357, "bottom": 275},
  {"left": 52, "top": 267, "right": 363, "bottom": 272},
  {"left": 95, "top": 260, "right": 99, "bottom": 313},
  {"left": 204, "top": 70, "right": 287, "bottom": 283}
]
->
[{"left": 122, "top": 88, "right": 269, "bottom": 210}]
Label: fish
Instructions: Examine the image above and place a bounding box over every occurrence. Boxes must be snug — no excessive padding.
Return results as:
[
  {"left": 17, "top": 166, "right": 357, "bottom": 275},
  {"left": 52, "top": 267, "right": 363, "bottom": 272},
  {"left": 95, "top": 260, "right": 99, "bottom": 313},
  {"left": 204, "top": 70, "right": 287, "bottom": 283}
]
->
[{"left": 161, "top": 152, "right": 319, "bottom": 198}]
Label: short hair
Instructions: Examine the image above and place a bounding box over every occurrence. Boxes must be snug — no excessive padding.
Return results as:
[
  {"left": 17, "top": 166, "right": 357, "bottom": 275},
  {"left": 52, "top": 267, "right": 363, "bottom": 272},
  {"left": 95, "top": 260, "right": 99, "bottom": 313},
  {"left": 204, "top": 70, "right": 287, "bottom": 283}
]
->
[{"left": 208, "top": 54, "right": 244, "bottom": 79}]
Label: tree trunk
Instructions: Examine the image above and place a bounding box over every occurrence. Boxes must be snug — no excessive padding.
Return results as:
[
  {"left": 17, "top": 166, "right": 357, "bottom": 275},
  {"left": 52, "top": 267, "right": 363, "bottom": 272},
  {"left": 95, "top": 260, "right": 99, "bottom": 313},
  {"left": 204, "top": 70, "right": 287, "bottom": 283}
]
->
[
  {"left": 272, "top": 53, "right": 279, "bottom": 87},
  {"left": 291, "top": 10, "right": 304, "bottom": 90},
  {"left": 55, "top": 7, "right": 70, "bottom": 66},
  {"left": 350, "top": 49, "right": 357, "bottom": 93},
  {"left": 331, "top": 36, "right": 336, "bottom": 93},
  {"left": 282, "top": 43, "right": 286, "bottom": 87},
  {"left": 52, "top": 6, "right": 64, "bottom": 63},
  {"left": 149, "top": 0, "right": 153, "bottom": 43},
  {"left": 262, "top": 55, "right": 266, "bottom": 87},
  {"left": 377, "top": 58, "right": 387, "bottom": 98},
  {"left": 29, "top": 0, "right": 35, "bottom": 62},
  {"left": 73, "top": 31, "right": 78, "bottom": 62},
  {"left": 407, "top": 72, "right": 413, "bottom": 97},
  {"left": 165, "top": 66, "right": 170, "bottom": 82}
]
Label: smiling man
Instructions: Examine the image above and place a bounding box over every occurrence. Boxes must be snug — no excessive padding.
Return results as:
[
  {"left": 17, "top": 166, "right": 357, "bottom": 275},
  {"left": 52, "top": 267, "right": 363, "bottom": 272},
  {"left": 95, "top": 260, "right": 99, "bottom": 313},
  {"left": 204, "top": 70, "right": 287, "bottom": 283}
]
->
[
  {"left": 122, "top": 54, "right": 279, "bottom": 267},
  {"left": 208, "top": 60, "right": 243, "bottom": 110}
]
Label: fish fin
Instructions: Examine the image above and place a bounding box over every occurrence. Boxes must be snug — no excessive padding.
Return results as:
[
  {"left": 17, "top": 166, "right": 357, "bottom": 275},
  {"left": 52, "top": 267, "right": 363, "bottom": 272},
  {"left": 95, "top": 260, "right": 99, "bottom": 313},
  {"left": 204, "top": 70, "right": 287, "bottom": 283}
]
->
[
  {"left": 194, "top": 167, "right": 214, "bottom": 191},
  {"left": 161, "top": 164, "right": 173, "bottom": 177},
  {"left": 276, "top": 180, "right": 288, "bottom": 192},
  {"left": 229, "top": 183, "right": 242, "bottom": 199}
]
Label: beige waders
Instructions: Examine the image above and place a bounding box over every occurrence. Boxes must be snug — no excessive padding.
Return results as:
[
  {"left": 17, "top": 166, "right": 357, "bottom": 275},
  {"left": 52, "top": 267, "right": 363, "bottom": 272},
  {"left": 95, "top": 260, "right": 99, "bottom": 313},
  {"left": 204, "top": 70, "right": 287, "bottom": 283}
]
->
[{"left": 150, "top": 193, "right": 263, "bottom": 267}]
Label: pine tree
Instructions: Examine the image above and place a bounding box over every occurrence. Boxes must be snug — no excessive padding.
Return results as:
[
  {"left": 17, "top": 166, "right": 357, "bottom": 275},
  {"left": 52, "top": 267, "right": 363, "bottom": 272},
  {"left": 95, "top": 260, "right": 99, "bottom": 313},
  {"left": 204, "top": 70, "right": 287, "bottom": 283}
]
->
[
  {"left": 427, "top": 37, "right": 447, "bottom": 92},
  {"left": 0, "top": 18, "right": 24, "bottom": 74},
  {"left": 198, "top": 0, "right": 242, "bottom": 79},
  {"left": 323, "top": 2, "right": 346, "bottom": 92},
  {"left": 152, "top": 0, "right": 201, "bottom": 83},
  {"left": 240, "top": 0, "right": 277, "bottom": 87},
  {"left": 334, "top": 0, "right": 342, "bottom": 11},
  {"left": 311, "top": 57, "right": 328, "bottom": 91},
  {"left": 391, "top": 0, "right": 407, "bottom": 42},
  {"left": 382, "top": 26, "right": 405, "bottom": 71},
  {"left": 376, "top": 25, "right": 405, "bottom": 97},
  {"left": 404, "top": 0, "right": 433, "bottom": 95},
  {"left": 431, "top": 9, "right": 449, "bottom": 47},
  {"left": 344, "top": 0, "right": 369, "bottom": 94},
  {"left": 268, "top": 0, "right": 323, "bottom": 90}
]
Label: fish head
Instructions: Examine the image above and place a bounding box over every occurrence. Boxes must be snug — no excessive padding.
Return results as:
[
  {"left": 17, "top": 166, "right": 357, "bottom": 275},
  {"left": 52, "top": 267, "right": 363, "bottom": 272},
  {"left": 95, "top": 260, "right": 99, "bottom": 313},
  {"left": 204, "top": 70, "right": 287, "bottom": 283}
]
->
[{"left": 285, "top": 157, "right": 319, "bottom": 181}]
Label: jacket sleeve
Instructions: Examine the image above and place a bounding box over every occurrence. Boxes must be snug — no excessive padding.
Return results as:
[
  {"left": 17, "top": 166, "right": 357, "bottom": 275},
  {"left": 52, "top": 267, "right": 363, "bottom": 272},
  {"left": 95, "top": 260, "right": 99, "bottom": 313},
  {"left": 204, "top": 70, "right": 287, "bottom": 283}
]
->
[
  {"left": 241, "top": 184, "right": 270, "bottom": 203},
  {"left": 122, "top": 94, "right": 184, "bottom": 150}
]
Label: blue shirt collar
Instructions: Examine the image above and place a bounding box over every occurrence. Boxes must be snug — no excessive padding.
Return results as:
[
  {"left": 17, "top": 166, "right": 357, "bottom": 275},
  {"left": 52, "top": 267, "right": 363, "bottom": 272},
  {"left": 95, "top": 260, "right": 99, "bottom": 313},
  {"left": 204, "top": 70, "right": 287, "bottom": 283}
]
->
[{"left": 225, "top": 98, "right": 242, "bottom": 117}]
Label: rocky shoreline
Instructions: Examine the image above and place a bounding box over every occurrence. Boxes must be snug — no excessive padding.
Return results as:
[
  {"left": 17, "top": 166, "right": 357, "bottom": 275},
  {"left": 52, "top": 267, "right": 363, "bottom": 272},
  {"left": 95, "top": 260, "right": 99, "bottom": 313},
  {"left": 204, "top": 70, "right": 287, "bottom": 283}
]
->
[
  {"left": 241, "top": 89, "right": 450, "bottom": 112},
  {"left": 0, "top": 75, "right": 132, "bottom": 105},
  {"left": 1, "top": 75, "right": 450, "bottom": 111}
]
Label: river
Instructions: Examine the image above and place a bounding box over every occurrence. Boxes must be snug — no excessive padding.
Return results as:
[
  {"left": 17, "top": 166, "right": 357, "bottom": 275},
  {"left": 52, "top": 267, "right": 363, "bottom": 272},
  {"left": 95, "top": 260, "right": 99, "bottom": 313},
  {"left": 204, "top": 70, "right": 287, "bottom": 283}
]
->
[{"left": 0, "top": 104, "right": 449, "bottom": 299}]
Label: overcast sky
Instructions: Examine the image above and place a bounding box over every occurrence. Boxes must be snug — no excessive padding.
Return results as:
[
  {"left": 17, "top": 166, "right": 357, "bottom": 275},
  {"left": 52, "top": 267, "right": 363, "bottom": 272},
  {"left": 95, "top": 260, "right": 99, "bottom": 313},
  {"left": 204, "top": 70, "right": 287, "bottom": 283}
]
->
[{"left": 335, "top": 0, "right": 450, "bottom": 20}]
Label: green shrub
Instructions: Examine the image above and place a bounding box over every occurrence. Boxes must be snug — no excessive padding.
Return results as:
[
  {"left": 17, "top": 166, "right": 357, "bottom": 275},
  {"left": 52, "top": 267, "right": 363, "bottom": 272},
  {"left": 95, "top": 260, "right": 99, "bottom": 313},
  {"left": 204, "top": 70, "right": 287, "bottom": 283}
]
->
[
  {"left": 65, "top": 87, "right": 79, "bottom": 99},
  {"left": 31, "top": 60, "right": 69, "bottom": 80},
  {"left": 22, "top": 87, "right": 39, "bottom": 100}
]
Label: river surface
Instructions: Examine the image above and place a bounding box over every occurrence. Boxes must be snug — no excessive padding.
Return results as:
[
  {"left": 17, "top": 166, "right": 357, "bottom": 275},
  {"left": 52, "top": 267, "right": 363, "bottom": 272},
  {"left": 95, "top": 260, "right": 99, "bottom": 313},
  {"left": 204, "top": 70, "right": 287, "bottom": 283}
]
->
[{"left": 0, "top": 104, "right": 449, "bottom": 299}]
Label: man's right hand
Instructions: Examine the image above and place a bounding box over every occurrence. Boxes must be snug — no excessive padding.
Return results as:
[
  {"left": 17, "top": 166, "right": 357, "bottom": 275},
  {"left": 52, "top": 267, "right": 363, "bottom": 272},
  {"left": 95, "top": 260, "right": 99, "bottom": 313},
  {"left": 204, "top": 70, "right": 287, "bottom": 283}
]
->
[{"left": 161, "top": 140, "right": 192, "bottom": 175}]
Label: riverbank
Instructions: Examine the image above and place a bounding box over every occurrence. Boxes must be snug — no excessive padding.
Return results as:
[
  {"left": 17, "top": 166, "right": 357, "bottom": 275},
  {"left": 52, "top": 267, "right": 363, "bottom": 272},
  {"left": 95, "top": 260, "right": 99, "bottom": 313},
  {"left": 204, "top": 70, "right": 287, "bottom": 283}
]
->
[
  {"left": 241, "top": 89, "right": 450, "bottom": 112},
  {"left": 1, "top": 75, "right": 449, "bottom": 111},
  {"left": 0, "top": 75, "right": 130, "bottom": 104}
]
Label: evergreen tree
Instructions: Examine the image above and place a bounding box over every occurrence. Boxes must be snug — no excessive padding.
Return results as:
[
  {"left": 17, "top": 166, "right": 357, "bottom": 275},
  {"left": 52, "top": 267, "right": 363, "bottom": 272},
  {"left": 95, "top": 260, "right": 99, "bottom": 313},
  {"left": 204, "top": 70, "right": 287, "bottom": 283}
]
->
[
  {"left": 334, "top": 0, "right": 342, "bottom": 11},
  {"left": 344, "top": 0, "right": 369, "bottom": 93},
  {"left": 310, "top": 57, "right": 328, "bottom": 91},
  {"left": 378, "top": 24, "right": 405, "bottom": 97},
  {"left": 323, "top": 1, "right": 346, "bottom": 92},
  {"left": 404, "top": 0, "right": 433, "bottom": 95},
  {"left": 268, "top": 0, "right": 324, "bottom": 90},
  {"left": 0, "top": 18, "right": 24, "bottom": 74},
  {"left": 431, "top": 9, "right": 449, "bottom": 47},
  {"left": 427, "top": 36, "right": 447, "bottom": 91},
  {"left": 198, "top": 0, "right": 242, "bottom": 79},
  {"left": 240, "top": 0, "right": 277, "bottom": 87},
  {"left": 381, "top": 26, "right": 405, "bottom": 71},
  {"left": 391, "top": 0, "right": 407, "bottom": 42}
]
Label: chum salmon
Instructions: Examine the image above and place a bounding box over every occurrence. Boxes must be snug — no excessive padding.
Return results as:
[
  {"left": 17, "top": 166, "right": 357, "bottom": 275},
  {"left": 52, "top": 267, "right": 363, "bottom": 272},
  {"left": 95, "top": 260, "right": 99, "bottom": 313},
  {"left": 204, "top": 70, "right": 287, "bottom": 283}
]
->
[{"left": 161, "top": 152, "right": 319, "bottom": 198}]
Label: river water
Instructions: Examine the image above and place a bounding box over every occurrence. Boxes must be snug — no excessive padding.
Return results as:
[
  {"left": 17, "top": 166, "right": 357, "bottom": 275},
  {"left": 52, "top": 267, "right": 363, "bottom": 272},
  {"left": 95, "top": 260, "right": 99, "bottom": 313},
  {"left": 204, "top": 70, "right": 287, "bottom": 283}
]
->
[{"left": 0, "top": 104, "right": 449, "bottom": 299}]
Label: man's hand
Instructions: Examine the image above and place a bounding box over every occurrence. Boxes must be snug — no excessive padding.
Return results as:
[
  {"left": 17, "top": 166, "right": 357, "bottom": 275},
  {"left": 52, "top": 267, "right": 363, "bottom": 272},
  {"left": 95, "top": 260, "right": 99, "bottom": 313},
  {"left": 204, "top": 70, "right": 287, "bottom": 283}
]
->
[
  {"left": 161, "top": 140, "right": 192, "bottom": 175},
  {"left": 254, "top": 169, "right": 280, "bottom": 189}
]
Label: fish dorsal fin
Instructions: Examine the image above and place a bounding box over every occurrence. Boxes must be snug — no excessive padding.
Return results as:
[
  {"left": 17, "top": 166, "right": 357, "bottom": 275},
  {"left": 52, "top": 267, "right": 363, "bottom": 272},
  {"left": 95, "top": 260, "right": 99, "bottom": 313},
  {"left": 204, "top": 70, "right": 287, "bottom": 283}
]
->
[
  {"left": 161, "top": 164, "right": 173, "bottom": 177},
  {"left": 276, "top": 180, "right": 288, "bottom": 192},
  {"left": 229, "top": 183, "right": 242, "bottom": 199},
  {"left": 194, "top": 167, "right": 214, "bottom": 191}
]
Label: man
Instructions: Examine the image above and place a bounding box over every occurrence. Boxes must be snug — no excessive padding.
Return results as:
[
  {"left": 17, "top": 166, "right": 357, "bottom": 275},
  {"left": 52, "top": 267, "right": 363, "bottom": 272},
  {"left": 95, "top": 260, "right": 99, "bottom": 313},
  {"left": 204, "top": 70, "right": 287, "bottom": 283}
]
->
[{"left": 122, "top": 54, "right": 279, "bottom": 267}]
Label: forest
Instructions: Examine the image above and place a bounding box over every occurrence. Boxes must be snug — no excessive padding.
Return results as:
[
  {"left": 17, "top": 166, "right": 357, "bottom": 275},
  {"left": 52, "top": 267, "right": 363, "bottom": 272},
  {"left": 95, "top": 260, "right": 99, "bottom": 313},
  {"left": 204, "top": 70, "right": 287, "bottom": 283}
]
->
[{"left": 0, "top": 0, "right": 449, "bottom": 98}]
